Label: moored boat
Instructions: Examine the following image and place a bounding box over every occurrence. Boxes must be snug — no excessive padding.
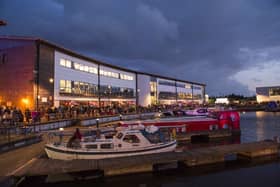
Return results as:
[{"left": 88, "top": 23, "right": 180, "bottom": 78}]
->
[
  {"left": 121, "top": 110, "right": 240, "bottom": 136},
  {"left": 45, "top": 125, "right": 177, "bottom": 160},
  {"left": 185, "top": 108, "right": 209, "bottom": 116}
]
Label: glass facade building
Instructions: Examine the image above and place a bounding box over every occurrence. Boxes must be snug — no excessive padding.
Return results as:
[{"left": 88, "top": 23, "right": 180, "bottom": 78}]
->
[
  {"left": 0, "top": 36, "right": 206, "bottom": 110},
  {"left": 256, "top": 86, "right": 280, "bottom": 103}
]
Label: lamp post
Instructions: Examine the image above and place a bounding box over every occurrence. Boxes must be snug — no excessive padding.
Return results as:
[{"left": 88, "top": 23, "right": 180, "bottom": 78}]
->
[
  {"left": 49, "top": 78, "right": 54, "bottom": 107},
  {"left": 136, "top": 89, "right": 140, "bottom": 113},
  {"left": 108, "top": 85, "right": 111, "bottom": 107},
  {"left": 119, "top": 114, "right": 122, "bottom": 121},
  {"left": 96, "top": 118, "right": 99, "bottom": 129},
  {"left": 33, "top": 69, "right": 39, "bottom": 111}
]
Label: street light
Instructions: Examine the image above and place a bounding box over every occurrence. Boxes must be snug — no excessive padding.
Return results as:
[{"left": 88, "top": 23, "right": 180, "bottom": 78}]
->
[
  {"left": 136, "top": 89, "right": 140, "bottom": 113},
  {"left": 49, "top": 78, "right": 54, "bottom": 83},
  {"left": 96, "top": 118, "right": 99, "bottom": 129},
  {"left": 107, "top": 85, "right": 111, "bottom": 106},
  {"left": 21, "top": 98, "right": 29, "bottom": 109},
  {"left": 119, "top": 114, "right": 122, "bottom": 121}
]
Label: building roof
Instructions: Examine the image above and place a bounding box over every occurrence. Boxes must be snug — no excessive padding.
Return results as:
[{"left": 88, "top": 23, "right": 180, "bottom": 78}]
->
[
  {"left": 0, "top": 35, "right": 205, "bottom": 86},
  {"left": 256, "top": 86, "right": 280, "bottom": 89}
]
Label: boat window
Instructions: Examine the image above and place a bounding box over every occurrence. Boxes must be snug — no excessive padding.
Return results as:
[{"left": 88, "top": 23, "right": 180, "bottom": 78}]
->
[
  {"left": 100, "top": 144, "right": 113, "bottom": 149},
  {"left": 123, "top": 135, "right": 140, "bottom": 143},
  {"left": 116, "top": 133, "right": 123, "bottom": 139},
  {"left": 197, "top": 109, "right": 207, "bottom": 113},
  {"left": 142, "top": 130, "right": 166, "bottom": 143},
  {"left": 85, "top": 144, "right": 98, "bottom": 149}
]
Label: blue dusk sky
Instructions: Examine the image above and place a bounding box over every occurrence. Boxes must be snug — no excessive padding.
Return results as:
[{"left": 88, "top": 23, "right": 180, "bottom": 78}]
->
[{"left": 1, "top": 0, "right": 280, "bottom": 96}]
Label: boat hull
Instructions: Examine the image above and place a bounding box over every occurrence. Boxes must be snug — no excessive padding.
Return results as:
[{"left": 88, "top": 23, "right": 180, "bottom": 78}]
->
[{"left": 45, "top": 141, "right": 177, "bottom": 160}]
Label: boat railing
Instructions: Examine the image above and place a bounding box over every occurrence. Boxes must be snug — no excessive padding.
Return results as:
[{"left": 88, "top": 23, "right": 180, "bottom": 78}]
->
[
  {"left": 141, "top": 129, "right": 173, "bottom": 144},
  {"left": 47, "top": 131, "right": 73, "bottom": 146},
  {"left": 47, "top": 129, "right": 115, "bottom": 147}
]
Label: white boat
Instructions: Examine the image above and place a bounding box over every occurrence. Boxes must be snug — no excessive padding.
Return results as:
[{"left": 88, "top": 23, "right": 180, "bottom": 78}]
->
[
  {"left": 185, "top": 108, "right": 209, "bottom": 116},
  {"left": 45, "top": 125, "right": 177, "bottom": 160}
]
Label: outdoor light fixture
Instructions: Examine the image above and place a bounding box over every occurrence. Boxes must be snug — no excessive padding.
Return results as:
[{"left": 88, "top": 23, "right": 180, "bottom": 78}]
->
[
  {"left": 96, "top": 118, "right": 100, "bottom": 128},
  {"left": 119, "top": 114, "right": 122, "bottom": 121},
  {"left": 49, "top": 78, "right": 54, "bottom": 83},
  {"left": 21, "top": 98, "right": 29, "bottom": 105}
]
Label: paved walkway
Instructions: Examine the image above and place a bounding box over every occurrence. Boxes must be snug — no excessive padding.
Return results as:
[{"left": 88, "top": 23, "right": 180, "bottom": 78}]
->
[
  {"left": 0, "top": 120, "right": 119, "bottom": 177},
  {"left": 0, "top": 136, "right": 46, "bottom": 177}
]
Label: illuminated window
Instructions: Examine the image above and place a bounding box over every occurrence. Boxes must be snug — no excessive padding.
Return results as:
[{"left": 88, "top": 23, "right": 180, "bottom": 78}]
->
[
  {"left": 59, "top": 80, "right": 71, "bottom": 93},
  {"left": 120, "top": 74, "right": 133, "bottom": 80},
  {"left": 74, "top": 63, "right": 80, "bottom": 70},
  {"left": 66, "top": 60, "right": 72, "bottom": 68},
  {"left": 79, "top": 64, "right": 84, "bottom": 71},
  {"left": 84, "top": 66, "right": 89, "bottom": 72},
  {"left": 185, "top": 84, "right": 191, "bottom": 89},
  {"left": 89, "top": 67, "right": 98, "bottom": 74},
  {"left": 60, "top": 59, "right": 66, "bottom": 66}
]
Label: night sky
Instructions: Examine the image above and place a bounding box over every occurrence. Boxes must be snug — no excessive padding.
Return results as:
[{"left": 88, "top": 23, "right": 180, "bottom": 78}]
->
[{"left": 1, "top": 0, "right": 280, "bottom": 96}]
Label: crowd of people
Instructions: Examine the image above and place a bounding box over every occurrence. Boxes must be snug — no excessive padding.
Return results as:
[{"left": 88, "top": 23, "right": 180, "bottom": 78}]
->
[{"left": 0, "top": 103, "right": 196, "bottom": 126}]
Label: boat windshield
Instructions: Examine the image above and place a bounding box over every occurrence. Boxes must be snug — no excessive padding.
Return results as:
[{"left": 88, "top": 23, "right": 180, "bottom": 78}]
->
[
  {"left": 141, "top": 130, "right": 166, "bottom": 143},
  {"left": 116, "top": 132, "right": 123, "bottom": 139},
  {"left": 123, "top": 134, "right": 140, "bottom": 143}
]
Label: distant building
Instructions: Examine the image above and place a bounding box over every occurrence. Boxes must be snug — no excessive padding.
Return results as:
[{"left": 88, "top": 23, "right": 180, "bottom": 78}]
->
[
  {"left": 256, "top": 86, "right": 280, "bottom": 103},
  {"left": 215, "top": 98, "right": 229, "bottom": 105},
  {"left": 0, "top": 36, "right": 206, "bottom": 110}
]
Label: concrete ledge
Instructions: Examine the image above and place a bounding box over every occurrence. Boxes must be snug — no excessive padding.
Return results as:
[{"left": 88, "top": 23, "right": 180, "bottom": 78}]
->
[
  {"left": 184, "top": 155, "right": 225, "bottom": 167},
  {"left": 0, "top": 135, "right": 42, "bottom": 154},
  {"left": 104, "top": 164, "right": 153, "bottom": 176},
  {"left": 237, "top": 147, "right": 279, "bottom": 159}
]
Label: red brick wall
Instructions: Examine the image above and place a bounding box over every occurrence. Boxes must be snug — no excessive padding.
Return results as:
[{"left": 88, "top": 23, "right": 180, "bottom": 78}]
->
[{"left": 0, "top": 40, "right": 36, "bottom": 110}]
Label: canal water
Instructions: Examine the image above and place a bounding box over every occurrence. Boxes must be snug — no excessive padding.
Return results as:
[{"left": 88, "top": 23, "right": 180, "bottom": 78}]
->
[{"left": 18, "top": 111, "right": 280, "bottom": 187}]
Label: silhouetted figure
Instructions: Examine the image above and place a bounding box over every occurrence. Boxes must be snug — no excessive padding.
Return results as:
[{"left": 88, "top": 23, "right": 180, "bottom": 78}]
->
[{"left": 67, "top": 128, "right": 82, "bottom": 148}]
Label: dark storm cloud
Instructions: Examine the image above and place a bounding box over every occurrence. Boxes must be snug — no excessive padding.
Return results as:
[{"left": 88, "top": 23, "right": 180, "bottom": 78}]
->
[{"left": 1, "top": 0, "right": 280, "bottom": 95}]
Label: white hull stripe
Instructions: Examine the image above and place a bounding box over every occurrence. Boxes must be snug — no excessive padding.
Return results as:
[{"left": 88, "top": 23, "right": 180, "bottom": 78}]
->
[{"left": 45, "top": 141, "right": 176, "bottom": 155}]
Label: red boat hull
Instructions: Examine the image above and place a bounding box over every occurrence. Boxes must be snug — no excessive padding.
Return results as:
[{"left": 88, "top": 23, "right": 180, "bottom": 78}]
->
[{"left": 121, "top": 111, "right": 240, "bottom": 134}]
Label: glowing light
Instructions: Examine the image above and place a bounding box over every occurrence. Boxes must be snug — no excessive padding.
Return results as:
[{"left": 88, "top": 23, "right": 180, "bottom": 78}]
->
[{"left": 21, "top": 98, "right": 29, "bottom": 105}]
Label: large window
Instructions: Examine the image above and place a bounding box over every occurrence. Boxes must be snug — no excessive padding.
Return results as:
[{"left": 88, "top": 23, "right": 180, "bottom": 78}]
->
[
  {"left": 59, "top": 80, "right": 71, "bottom": 93},
  {"left": 193, "top": 94, "right": 202, "bottom": 99},
  {"left": 60, "top": 58, "right": 97, "bottom": 75},
  {"left": 73, "top": 62, "right": 97, "bottom": 74},
  {"left": 120, "top": 73, "right": 133, "bottom": 81},
  {"left": 100, "top": 85, "right": 135, "bottom": 98},
  {"left": 59, "top": 80, "right": 98, "bottom": 97},
  {"left": 177, "top": 92, "right": 192, "bottom": 99},
  {"left": 100, "top": 69, "right": 119, "bottom": 79},
  {"left": 158, "top": 91, "right": 176, "bottom": 100},
  {"left": 60, "top": 58, "right": 72, "bottom": 68},
  {"left": 269, "top": 87, "right": 280, "bottom": 96},
  {"left": 158, "top": 80, "right": 175, "bottom": 87},
  {"left": 59, "top": 58, "right": 134, "bottom": 80}
]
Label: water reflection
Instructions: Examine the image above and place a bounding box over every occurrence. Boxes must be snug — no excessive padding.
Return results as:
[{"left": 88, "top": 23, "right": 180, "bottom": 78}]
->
[{"left": 241, "top": 111, "right": 280, "bottom": 143}]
